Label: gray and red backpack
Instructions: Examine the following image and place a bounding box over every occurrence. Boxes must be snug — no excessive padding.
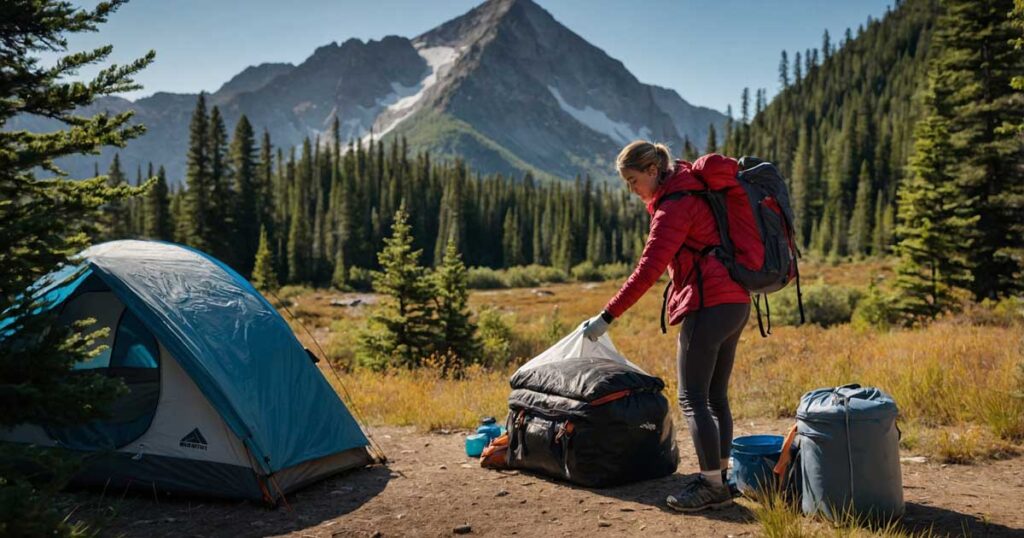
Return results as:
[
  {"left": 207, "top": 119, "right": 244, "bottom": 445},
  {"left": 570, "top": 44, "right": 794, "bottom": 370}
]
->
[{"left": 655, "top": 154, "right": 804, "bottom": 337}]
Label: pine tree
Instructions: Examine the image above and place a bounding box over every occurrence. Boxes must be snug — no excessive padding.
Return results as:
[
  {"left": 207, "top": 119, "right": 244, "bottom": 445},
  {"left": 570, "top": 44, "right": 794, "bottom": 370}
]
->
[
  {"left": 207, "top": 105, "right": 233, "bottom": 263},
  {"left": 847, "top": 161, "right": 872, "bottom": 256},
  {"left": 894, "top": 102, "right": 977, "bottom": 321},
  {"left": 0, "top": 3, "right": 153, "bottom": 534},
  {"left": 144, "top": 165, "right": 172, "bottom": 240},
  {"left": 432, "top": 239, "right": 481, "bottom": 376},
  {"left": 251, "top": 225, "right": 278, "bottom": 292},
  {"left": 358, "top": 207, "right": 437, "bottom": 369},
  {"left": 740, "top": 87, "right": 751, "bottom": 123},
  {"left": 871, "top": 191, "right": 887, "bottom": 256},
  {"left": 794, "top": 50, "right": 803, "bottom": 84},
  {"left": 790, "top": 125, "right": 811, "bottom": 246},
  {"left": 230, "top": 115, "right": 259, "bottom": 275},
  {"left": 502, "top": 208, "right": 523, "bottom": 266},
  {"left": 779, "top": 50, "right": 790, "bottom": 88},
  {"left": 101, "top": 153, "right": 129, "bottom": 240},
  {"left": 828, "top": 199, "right": 845, "bottom": 261},
  {"left": 822, "top": 29, "right": 832, "bottom": 60},
  {"left": 682, "top": 136, "right": 698, "bottom": 162},
  {"left": 184, "top": 93, "right": 211, "bottom": 250},
  {"left": 932, "top": 0, "right": 1024, "bottom": 298},
  {"left": 1014, "top": 0, "right": 1024, "bottom": 134},
  {"left": 705, "top": 123, "right": 718, "bottom": 154}
]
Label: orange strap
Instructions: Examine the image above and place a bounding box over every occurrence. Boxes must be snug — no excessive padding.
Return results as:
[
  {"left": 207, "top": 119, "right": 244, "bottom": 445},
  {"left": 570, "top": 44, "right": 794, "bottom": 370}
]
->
[
  {"left": 773, "top": 423, "right": 799, "bottom": 477},
  {"left": 590, "top": 389, "right": 632, "bottom": 406}
]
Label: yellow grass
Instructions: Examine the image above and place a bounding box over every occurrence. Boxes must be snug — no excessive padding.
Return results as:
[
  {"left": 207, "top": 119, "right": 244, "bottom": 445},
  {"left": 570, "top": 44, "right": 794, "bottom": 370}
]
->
[
  {"left": 750, "top": 489, "right": 935, "bottom": 538},
  {"left": 285, "top": 258, "right": 1024, "bottom": 462}
]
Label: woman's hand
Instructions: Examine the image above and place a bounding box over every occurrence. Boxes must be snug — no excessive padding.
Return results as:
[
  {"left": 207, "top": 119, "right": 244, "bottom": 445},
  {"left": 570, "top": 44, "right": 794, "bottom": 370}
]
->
[{"left": 581, "top": 311, "right": 614, "bottom": 341}]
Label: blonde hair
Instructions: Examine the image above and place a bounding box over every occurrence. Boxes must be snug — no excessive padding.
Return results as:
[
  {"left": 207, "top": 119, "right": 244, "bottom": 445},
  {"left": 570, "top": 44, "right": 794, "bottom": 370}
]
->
[{"left": 616, "top": 140, "right": 672, "bottom": 182}]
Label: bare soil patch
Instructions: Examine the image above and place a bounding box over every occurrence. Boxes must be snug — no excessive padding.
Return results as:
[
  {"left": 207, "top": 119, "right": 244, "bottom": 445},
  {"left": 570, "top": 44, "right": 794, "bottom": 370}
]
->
[{"left": 64, "top": 419, "right": 1024, "bottom": 537}]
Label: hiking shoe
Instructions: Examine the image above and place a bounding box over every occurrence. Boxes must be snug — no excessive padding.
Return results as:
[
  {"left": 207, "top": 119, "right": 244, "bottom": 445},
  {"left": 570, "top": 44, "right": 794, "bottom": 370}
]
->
[{"left": 666, "top": 475, "right": 733, "bottom": 512}]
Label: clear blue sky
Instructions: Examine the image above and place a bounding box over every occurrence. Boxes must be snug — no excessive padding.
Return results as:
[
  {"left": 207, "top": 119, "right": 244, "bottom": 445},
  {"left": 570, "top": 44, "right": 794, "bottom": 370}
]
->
[{"left": 55, "top": 0, "right": 893, "bottom": 114}]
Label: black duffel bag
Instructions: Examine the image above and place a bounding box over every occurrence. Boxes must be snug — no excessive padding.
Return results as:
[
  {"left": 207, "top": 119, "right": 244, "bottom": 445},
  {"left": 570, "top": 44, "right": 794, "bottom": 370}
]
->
[{"left": 505, "top": 355, "right": 678, "bottom": 487}]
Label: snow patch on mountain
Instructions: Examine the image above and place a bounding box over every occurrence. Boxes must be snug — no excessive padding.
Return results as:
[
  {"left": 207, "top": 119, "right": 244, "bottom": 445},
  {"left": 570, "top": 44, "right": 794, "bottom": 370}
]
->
[
  {"left": 364, "top": 45, "right": 461, "bottom": 143},
  {"left": 547, "top": 86, "right": 652, "bottom": 145}
]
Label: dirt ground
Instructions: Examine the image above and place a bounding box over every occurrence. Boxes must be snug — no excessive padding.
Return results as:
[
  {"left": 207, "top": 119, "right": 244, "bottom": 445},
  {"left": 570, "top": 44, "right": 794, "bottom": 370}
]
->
[{"left": 63, "top": 418, "right": 1024, "bottom": 538}]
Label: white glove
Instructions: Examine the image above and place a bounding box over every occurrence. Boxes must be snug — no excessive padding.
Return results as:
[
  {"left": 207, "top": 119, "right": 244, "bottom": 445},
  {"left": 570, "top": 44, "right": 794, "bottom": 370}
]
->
[{"left": 581, "top": 312, "right": 612, "bottom": 341}]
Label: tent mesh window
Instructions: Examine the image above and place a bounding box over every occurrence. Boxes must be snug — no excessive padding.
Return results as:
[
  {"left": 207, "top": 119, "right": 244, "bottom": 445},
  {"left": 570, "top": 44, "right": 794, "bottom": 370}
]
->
[{"left": 48, "top": 283, "right": 161, "bottom": 450}]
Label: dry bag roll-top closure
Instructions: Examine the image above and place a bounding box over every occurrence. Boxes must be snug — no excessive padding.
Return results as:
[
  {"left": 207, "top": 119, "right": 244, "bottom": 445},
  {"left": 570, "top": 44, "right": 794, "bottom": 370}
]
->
[{"left": 655, "top": 155, "right": 804, "bottom": 337}]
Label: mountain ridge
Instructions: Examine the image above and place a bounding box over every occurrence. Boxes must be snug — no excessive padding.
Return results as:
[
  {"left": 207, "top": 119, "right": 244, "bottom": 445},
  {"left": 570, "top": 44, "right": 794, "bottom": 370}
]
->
[{"left": 10, "top": 0, "right": 726, "bottom": 184}]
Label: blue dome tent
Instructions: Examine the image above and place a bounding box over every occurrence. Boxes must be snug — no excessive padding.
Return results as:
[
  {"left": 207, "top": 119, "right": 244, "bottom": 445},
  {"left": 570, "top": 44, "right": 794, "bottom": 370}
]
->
[{"left": 0, "top": 240, "right": 373, "bottom": 501}]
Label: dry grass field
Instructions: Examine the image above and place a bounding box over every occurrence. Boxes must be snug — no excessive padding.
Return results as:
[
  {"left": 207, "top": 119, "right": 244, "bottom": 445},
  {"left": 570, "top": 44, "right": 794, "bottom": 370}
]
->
[{"left": 283, "top": 258, "right": 1024, "bottom": 464}]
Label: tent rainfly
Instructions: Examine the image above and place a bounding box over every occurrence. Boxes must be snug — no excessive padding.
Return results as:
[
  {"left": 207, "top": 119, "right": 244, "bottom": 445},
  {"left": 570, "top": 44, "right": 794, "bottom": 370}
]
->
[{"left": 0, "top": 240, "right": 374, "bottom": 502}]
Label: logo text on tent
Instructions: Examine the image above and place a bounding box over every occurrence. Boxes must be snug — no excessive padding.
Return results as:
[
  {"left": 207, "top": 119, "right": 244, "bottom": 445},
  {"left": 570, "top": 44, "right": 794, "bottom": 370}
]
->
[{"left": 180, "top": 428, "right": 208, "bottom": 451}]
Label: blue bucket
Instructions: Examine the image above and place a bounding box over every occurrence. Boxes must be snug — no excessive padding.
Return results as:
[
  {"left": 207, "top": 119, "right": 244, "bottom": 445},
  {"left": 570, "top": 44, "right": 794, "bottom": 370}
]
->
[{"left": 731, "top": 435, "right": 784, "bottom": 497}]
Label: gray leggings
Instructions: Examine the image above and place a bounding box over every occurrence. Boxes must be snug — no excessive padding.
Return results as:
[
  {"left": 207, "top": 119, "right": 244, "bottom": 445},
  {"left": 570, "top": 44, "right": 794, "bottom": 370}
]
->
[{"left": 677, "top": 302, "right": 751, "bottom": 472}]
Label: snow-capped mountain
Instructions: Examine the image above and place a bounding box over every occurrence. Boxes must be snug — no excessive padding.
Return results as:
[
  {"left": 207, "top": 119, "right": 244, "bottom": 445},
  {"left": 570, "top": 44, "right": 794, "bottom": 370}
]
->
[{"left": 10, "top": 0, "right": 726, "bottom": 184}]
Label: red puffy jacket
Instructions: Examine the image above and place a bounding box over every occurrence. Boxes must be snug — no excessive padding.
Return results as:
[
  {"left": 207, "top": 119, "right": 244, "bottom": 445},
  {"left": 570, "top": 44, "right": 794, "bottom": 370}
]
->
[{"left": 604, "top": 159, "right": 750, "bottom": 324}]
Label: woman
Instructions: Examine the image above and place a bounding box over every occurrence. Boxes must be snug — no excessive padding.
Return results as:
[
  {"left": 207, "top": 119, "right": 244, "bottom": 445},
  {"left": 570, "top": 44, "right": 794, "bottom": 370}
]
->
[{"left": 581, "top": 141, "right": 751, "bottom": 512}]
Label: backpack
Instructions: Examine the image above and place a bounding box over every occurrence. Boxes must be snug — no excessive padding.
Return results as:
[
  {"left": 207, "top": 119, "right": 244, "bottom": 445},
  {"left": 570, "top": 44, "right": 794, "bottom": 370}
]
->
[{"left": 654, "top": 154, "right": 804, "bottom": 337}]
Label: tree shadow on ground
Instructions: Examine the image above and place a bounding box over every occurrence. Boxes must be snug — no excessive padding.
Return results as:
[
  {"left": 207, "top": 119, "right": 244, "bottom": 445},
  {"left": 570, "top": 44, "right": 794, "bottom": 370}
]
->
[
  {"left": 901, "top": 502, "right": 1024, "bottom": 538},
  {"left": 61, "top": 464, "right": 393, "bottom": 538}
]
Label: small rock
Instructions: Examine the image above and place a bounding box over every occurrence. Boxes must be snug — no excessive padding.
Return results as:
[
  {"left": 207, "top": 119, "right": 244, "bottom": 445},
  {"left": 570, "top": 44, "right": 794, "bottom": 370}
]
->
[
  {"left": 598, "top": 521, "right": 612, "bottom": 528},
  {"left": 901, "top": 456, "right": 927, "bottom": 464},
  {"left": 439, "top": 464, "right": 448, "bottom": 470},
  {"left": 424, "top": 442, "right": 430, "bottom": 447},
  {"left": 496, "top": 490, "right": 509, "bottom": 497},
  {"left": 396, "top": 514, "right": 405, "bottom": 520},
  {"left": 519, "top": 499, "right": 527, "bottom": 504},
  {"left": 453, "top": 524, "right": 472, "bottom": 534},
  {"left": 620, "top": 507, "right": 635, "bottom": 512},
  {"left": 461, "top": 464, "right": 473, "bottom": 469}
]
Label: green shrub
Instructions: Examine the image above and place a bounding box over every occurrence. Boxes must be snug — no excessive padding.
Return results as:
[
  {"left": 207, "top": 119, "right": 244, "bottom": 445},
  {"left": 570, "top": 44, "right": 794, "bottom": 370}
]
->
[
  {"left": 958, "top": 296, "right": 1024, "bottom": 327},
  {"left": 467, "top": 267, "right": 507, "bottom": 289},
  {"left": 477, "top": 307, "right": 514, "bottom": 366},
  {"left": 347, "top": 267, "right": 375, "bottom": 291},
  {"left": 531, "top": 265, "right": 568, "bottom": 284},
  {"left": 504, "top": 265, "right": 568, "bottom": 287},
  {"left": 598, "top": 262, "right": 632, "bottom": 281},
  {"left": 276, "top": 284, "right": 310, "bottom": 300},
  {"left": 504, "top": 265, "right": 540, "bottom": 288},
  {"left": 852, "top": 285, "right": 901, "bottom": 331},
  {"left": 769, "top": 283, "right": 863, "bottom": 327},
  {"left": 571, "top": 261, "right": 603, "bottom": 282}
]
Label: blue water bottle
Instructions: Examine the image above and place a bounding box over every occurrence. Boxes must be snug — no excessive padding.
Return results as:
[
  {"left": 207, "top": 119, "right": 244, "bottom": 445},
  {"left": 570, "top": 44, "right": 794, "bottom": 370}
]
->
[{"left": 476, "top": 417, "right": 502, "bottom": 441}]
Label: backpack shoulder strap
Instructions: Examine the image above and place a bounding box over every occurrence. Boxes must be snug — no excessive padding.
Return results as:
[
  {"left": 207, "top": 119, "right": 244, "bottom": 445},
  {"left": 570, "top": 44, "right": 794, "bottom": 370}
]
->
[{"left": 653, "top": 191, "right": 689, "bottom": 212}]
